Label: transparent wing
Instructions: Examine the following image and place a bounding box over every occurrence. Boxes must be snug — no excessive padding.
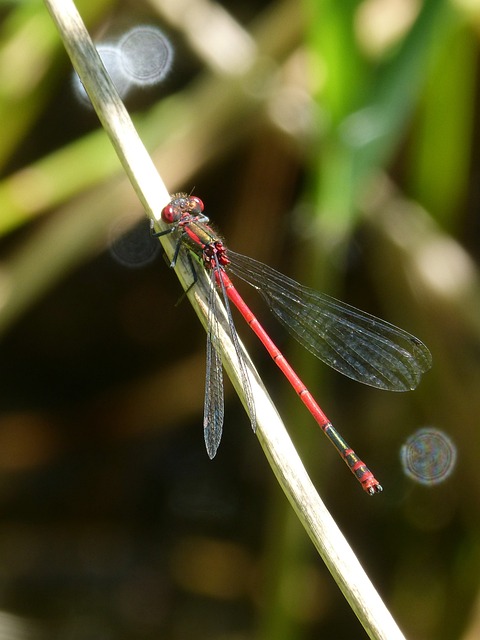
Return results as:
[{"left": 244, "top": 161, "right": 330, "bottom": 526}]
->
[
  {"left": 214, "top": 262, "right": 257, "bottom": 432},
  {"left": 203, "top": 271, "right": 224, "bottom": 458},
  {"left": 227, "top": 250, "right": 432, "bottom": 392}
]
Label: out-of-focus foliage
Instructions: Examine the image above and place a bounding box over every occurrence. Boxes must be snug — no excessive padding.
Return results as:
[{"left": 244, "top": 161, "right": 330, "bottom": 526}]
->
[{"left": 0, "top": 1, "right": 479, "bottom": 639}]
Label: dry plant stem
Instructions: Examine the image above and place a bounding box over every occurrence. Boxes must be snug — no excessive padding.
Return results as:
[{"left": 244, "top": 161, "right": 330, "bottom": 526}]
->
[{"left": 43, "top": 1, "right": 405, "bottom": 638}]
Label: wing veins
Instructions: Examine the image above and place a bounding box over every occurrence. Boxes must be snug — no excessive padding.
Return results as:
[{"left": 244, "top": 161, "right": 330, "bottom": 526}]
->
[{"left": 227, "top": 250, "right": 431, "bottom": 391}]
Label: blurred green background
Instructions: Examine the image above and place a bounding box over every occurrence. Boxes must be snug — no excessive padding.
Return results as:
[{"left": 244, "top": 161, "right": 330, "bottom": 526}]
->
[{"left": 0, "top": 0, "right": 479, "bottom": 638}]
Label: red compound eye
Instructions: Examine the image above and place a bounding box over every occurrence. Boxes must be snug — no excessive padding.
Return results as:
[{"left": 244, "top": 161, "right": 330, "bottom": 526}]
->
[
  {"left": 189, "top": 196, "right": 204, "bottom": 213},
  {"left": 161, "top": 204, "right": 178, "bottom": 223}
]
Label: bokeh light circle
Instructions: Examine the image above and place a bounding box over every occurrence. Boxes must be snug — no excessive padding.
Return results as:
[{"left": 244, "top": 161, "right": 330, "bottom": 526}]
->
[
  {"left": 109, "top": 217, "right": 160, "bottom": 268},
  {"left": 118, "top": 26, "right": 174, "bottom": 87},
  {"left": 400, "top": 427, "right": 456, "bottom": 486}
]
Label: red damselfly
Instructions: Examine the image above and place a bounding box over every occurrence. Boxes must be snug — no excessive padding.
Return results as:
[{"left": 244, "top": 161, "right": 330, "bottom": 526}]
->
[{"left": 153, "top": 193, "right": 432, "bottom": 494}]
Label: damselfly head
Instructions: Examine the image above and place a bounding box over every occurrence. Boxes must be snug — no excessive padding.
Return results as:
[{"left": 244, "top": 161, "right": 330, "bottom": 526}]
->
[{"left": 162, "top": 193, "right": 205, "bottom": 224}]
